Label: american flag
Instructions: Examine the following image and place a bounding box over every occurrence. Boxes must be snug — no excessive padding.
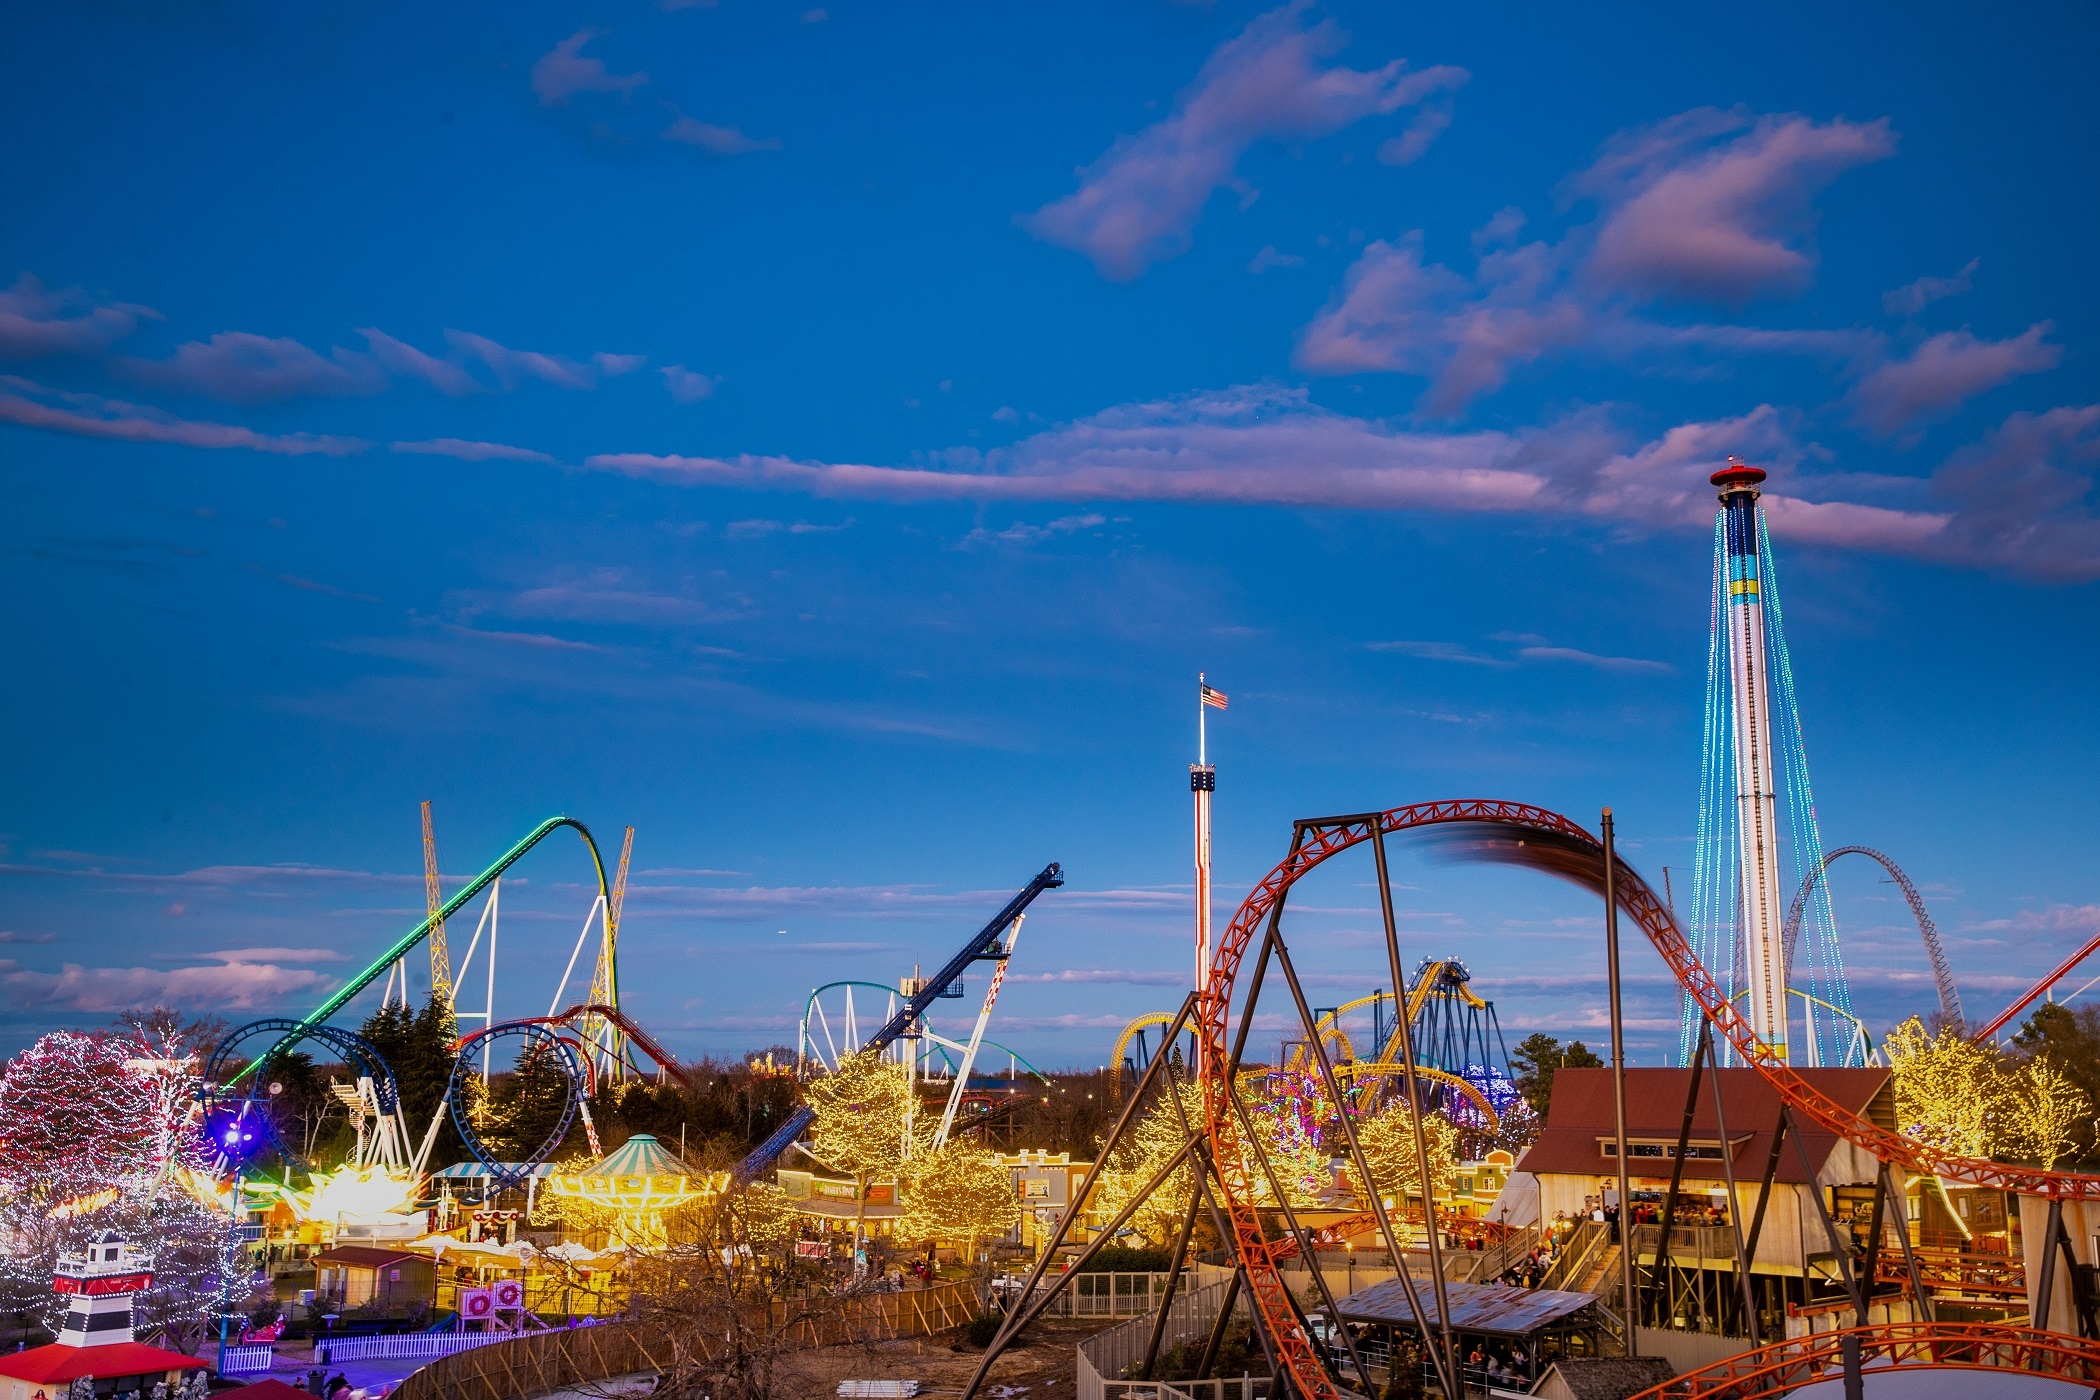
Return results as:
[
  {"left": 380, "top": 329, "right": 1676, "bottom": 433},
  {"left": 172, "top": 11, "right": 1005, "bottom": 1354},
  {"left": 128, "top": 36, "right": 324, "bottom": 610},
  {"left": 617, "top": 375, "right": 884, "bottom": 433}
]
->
[{"left": 1200, "top": 683, "right": 1229, "bottom": 711}]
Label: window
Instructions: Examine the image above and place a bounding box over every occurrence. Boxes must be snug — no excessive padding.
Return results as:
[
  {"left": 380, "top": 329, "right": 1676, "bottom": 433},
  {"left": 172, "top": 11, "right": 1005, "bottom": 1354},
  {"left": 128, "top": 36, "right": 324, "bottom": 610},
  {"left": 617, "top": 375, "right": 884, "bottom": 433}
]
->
[{"left": 1600, "top": 1141, "right": 1727, "bottom": 1160}]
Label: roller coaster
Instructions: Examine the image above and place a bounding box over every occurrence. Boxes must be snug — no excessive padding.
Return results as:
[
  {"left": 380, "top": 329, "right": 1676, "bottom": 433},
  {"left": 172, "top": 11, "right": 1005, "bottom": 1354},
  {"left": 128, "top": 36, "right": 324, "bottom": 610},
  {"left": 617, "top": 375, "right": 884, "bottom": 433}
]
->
[
  {"left": 966, "top": 799, "right": 2100, "bottom": 1400},
  {"left": 209, "top": 813, "right": 647, "bottom": 1197}
]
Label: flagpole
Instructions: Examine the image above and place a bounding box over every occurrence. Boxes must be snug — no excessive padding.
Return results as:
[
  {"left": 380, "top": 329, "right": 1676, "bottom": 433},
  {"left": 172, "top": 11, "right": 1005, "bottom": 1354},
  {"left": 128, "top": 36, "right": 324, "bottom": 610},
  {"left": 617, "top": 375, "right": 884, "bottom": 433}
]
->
[{"left": 1192, "top": 675, "right": 1215, "bottom": 1074}]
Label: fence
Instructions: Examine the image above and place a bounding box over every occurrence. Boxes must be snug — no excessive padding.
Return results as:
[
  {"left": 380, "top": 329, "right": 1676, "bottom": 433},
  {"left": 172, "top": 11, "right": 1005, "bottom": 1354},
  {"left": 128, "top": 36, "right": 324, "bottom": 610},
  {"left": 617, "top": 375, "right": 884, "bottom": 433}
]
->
[
  {"left": 317, "top": 1329, "right": 528, "bottom": 1363},
  {"left": 1030, "top": 1272, "right": 1186, "bottom": 1319},
  {"left": 213, "top": 1344, "right": 275, "bottom": 1375},
  {"left": 1074, "top": 1280, "right": 1274, "bottom": 1400},
  {"left": 393, "top": 1280, "right": 978, "bottom": 1400}
]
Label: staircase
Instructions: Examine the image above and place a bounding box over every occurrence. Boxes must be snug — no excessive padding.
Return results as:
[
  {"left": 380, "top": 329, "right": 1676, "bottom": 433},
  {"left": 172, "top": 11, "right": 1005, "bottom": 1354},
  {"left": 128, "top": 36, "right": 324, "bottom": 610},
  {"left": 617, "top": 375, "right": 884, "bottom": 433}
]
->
[{"left": 1577, "top": 1243, "right": 1623, "bottom": 1296}]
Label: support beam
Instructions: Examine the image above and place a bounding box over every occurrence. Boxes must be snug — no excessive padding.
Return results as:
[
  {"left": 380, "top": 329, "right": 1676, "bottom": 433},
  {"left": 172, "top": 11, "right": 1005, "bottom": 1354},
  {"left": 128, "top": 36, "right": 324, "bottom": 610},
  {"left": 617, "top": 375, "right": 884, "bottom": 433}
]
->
[
  {"left": 1369, "top": 826, "right": 1460, "bottom": 1389},
  {"left": 1603, "top": 808, "right": 1639, "bottom": 1356},
  {"left": 960, "top": 993, "right": 1198, "bottom": 1400},
  {"left": 1138, "top": 1173, "right": 1204, "bottom": 1381},
  {"left": 1268, "top": 926, "right": 1457, "bottom": 1399},
  {"left": 1742, "top": 1110, "right": 1789, "bottom": 1267},
  {"left": 1647, "top": 1027, "right": 1709, "bottom": 1325},
  {"left": 1701, "top": 1020, "right": 1761, "bottom": 1345},
  {"left": 1880, "top": 1163, "right": 1932, "bottom": 1326}
]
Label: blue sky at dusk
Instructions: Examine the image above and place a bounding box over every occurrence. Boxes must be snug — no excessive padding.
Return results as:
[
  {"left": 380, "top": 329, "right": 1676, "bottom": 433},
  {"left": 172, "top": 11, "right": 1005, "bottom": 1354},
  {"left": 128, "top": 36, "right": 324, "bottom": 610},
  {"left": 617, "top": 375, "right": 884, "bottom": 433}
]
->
[{"left": 2, "top": 1, "right": 2096, "bottom": 1071}]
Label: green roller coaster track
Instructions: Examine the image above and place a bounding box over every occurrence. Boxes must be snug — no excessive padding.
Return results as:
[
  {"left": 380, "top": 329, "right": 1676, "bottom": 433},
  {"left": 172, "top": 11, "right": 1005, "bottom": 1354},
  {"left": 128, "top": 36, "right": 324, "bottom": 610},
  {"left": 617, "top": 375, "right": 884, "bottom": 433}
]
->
[{"left": 234, "top": 815, "right": 612, "bottom": 1083}]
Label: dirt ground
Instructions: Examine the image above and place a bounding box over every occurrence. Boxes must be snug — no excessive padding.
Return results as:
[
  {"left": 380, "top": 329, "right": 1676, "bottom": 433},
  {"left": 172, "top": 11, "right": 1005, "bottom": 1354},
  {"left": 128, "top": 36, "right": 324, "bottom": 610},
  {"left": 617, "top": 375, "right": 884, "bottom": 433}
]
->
[{"left": 767, "top": 1316, "right": 1113, "bottom": 1400}]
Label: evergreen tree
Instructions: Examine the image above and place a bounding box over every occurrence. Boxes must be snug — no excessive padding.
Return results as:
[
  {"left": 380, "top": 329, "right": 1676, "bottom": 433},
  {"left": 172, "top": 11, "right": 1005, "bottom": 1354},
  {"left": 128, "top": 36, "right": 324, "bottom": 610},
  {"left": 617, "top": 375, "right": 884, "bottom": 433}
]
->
[{"left": 490, "top": 1037, "right": 576, "bottom": 1161}]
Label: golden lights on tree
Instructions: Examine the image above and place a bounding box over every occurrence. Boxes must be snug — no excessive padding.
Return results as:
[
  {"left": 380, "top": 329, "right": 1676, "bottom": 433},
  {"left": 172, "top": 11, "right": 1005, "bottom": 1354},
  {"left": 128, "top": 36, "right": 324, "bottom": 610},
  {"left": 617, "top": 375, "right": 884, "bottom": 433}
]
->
[
  {"left": 1885, "top": 1015, "right": 2092, "bottom": 1168},
  {"left": 804, "top": 1050, "right": 919, "bottom": 1237},
  {"left": 1092, "top": 1081, "right": 1204, "bottom": 1243},
  {"left": 899, "top": 1139, "right": 1020, "bottom": 1261},
  {"left": 1342, "top": 1103, "right": 1460, "bottom": 1211}
]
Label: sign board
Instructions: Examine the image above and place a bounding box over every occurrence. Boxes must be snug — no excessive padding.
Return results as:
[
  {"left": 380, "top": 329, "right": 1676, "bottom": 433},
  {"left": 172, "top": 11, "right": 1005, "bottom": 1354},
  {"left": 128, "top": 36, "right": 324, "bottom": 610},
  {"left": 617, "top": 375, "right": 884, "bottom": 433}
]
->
[{"left": 795, "top": 1240, "right": 828, "bottom": 1259}]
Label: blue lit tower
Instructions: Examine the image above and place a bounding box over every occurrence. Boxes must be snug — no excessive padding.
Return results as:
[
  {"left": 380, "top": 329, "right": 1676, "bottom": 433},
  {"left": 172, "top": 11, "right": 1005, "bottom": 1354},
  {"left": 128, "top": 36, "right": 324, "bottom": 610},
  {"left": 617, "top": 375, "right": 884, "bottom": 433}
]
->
[{"left": 1687, "top": 459, "right": 1857, "bottom": 1067}]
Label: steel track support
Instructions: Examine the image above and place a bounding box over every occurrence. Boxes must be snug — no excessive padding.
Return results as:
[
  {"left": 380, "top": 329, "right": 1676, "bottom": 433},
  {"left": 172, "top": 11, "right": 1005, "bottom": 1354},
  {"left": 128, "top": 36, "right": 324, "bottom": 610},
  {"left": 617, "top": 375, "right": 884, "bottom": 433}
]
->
[
  {"left": 1700, "top": 1019, "right": 1762, "bottom": 1345},
  {"left": 960, "top": 992, "right": 1199, "bottom": 1400},
  {"left": 1267, "top": 925, "right": 1457, "bottom": 1398}
]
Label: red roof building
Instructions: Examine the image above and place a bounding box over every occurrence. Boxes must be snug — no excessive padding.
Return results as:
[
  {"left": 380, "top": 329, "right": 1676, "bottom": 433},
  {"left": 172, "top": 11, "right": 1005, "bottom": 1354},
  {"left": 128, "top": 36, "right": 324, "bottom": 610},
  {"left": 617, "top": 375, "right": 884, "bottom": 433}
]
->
[
  {"left": 1515, "top": 1067, "right": 1895, "bottom": 1277},
  {"left": 0, "top": 1340, "right": 207, "bottom": 1400}
]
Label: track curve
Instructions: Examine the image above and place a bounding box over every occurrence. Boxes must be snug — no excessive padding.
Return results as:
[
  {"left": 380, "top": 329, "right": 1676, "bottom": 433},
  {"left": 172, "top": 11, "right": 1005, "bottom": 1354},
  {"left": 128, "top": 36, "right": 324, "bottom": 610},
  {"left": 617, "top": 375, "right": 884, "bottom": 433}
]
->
[
  {"left": 1197, "top": 800, "right": 2100, "bottom": 1400},
  {"left": 1783, "top": 844, "right": 1962, "bottom": 1028},
  {"left": 1626, "top": 1321, "right": 2100, "bottom": 1398}
]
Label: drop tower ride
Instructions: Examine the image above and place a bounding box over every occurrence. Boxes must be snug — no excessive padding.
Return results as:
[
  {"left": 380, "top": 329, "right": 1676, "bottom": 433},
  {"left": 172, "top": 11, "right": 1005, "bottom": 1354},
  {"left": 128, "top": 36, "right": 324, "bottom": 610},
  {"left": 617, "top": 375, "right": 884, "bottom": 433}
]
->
[
  {"left": 1713, "top": 459, "right": 1790, "bottom": 1060},
  {"left": 1688, "top": 458, "right": 1858, "bottom": 1069}
]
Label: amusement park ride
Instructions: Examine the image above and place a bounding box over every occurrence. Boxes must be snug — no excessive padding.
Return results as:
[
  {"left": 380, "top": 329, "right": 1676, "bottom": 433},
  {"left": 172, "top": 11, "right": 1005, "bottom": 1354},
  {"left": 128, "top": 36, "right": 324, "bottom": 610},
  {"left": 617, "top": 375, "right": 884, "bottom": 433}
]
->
[{"left": 169, "top": 460, "right": 2100, "bottom": 1397}]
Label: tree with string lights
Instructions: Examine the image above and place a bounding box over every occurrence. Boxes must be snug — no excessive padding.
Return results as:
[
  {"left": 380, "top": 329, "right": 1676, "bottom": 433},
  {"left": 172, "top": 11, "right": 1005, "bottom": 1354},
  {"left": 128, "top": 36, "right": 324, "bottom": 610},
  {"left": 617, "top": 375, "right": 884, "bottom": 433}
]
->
[
  {"left": 0, "top": 1022, "right": 248, "bottom": 1352},
  {"left": 1342, "top": 1102, "right": 1460, "bottom": 1220},
  {"left": 900, "top": 1138, "right": 1020, "bottom": 1270},
  {"left": 804, "top": 1051, "right": 919, "bottom": 1255}
]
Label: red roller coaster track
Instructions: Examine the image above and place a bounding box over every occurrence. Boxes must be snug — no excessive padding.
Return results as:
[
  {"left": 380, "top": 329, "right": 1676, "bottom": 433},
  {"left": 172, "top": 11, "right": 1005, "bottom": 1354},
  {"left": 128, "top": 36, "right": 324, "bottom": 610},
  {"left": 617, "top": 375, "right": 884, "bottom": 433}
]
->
[
  {"left": 1196, "top": 800, "right": 2100, "bottom": 1400},
  {"left": 1626, "top": 1322, "right": 2100, "bottom": 1398}
]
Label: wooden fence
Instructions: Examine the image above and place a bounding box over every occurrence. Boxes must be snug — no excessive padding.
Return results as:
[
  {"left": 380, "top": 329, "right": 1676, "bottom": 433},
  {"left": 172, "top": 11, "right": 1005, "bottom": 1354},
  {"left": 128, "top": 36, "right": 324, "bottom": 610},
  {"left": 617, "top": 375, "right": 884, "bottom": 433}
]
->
[{"left": 394, "top": 1281, "right": 978, "bottom": 1400}]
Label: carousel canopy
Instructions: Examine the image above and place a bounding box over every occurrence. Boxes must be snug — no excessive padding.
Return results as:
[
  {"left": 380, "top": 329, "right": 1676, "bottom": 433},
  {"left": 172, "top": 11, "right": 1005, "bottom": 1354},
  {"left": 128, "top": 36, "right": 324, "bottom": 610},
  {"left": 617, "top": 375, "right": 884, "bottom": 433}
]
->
[{"left": 569, "top": 1134, "right": 689, "bottom": 1183}]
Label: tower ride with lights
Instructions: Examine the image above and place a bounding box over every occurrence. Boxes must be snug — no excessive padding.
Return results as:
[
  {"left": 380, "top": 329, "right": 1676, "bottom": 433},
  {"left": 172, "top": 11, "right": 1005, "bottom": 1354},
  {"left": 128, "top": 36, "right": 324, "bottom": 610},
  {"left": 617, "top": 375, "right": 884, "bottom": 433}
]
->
[{"left": 1687, "top": 459, "right": 1859, "bottom": 1068}]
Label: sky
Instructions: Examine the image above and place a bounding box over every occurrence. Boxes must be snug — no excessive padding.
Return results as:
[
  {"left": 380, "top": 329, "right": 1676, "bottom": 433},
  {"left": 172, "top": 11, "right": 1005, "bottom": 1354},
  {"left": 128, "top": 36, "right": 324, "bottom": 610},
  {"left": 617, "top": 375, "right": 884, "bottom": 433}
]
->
[{"left": 1, "top": 1, "right": 2097, "bottom": 1074}]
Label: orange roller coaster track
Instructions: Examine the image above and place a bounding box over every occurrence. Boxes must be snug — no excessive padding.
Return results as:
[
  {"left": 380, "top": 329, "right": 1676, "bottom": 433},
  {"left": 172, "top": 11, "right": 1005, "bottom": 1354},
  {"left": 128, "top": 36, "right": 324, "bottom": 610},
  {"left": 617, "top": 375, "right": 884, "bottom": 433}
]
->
[
  {"left": 1196, "top": 799, "right": 2100, "bottom": 1400},
  {"left": 1627, "top": 1322, "right": 2100, "bottom": 1397}
]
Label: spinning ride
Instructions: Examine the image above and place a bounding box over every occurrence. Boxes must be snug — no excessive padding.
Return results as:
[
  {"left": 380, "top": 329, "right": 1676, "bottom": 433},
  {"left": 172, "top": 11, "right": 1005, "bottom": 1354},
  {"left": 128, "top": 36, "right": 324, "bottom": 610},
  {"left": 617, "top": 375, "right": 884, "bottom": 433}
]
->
[{"left": 547, "top": 1134, "right": 727, "bottom": 1249}]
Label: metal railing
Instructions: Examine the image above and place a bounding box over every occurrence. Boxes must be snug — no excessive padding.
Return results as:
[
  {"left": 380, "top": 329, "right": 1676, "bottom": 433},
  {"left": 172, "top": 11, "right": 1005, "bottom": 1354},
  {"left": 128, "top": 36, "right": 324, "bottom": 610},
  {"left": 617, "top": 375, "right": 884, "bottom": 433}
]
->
[
  {"left": 1630, "top": 1222, "right": 1744, "bottom": 1264},
  {"left": 1539, "top": 1219, "right": 1609, "bottom": 1293},
  {"left": 1076, "top": 1280, "right": 1277, "bottom": 1400},
  {"left": 1466, "top": 1223, "right": 1545, "bottom": 1283},
  {"left": 1025, "top": 1272, "right": 1185, "bottom": 1319}
]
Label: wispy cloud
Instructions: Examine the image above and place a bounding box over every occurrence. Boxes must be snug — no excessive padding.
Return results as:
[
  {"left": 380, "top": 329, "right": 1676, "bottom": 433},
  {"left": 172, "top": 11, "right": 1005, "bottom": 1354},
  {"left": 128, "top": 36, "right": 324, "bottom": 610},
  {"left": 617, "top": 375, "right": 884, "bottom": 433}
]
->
[
  {"left": 1884, "top": 258, "right": 1979, "bottom": 317},
  {"left": 447, "top": 332, "right": 642, "bottom": 392},
  {"left": 1365, "top": 639, "right": 1509, "bottom": 667},
  {"left": 392, "top": 438, "right": 557, "bottom": 464},
  {"left": 1572, "top": 106, "right": 1897, "bottom": 304},
  {"left": 663, "top": 116, "right": 781, "bottom": 155},
  {"left": 531, "top": 30, "right": 647, "bottom": 106},
  {"left": 0, "top": 376, "right": 367, "bottom": 457},
  {"left": 662, "top": 365, "right": 719, "bottom": 403},
  {"left": 1850, "top": 324, "right": 2060, "bottom": 436},
  {"left": 1021, "top": 4, "right": 1466, "bottom": 280},
  {"left": 584, "top": 384, "right": 2100, "bottom": 579},
  {"left": 0, "top": 273, "right": 158, "bottom": 359},
  {"left": 0, "top": 957, "right": 334, "bottom": 1013}
]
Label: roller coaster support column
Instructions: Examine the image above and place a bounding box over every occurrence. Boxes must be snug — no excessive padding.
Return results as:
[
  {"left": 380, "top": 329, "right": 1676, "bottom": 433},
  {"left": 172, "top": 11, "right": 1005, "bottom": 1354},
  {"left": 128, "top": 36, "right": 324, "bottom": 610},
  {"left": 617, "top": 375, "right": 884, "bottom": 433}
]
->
[
  {"left": 1647, "top": 1027, "right": 1710, "bottom": 1327},
  {"left": 1604, "top": 808, "right": 1639, "bottom": 1357},
  {"left": 1166, "top": 1045, "right": 1376, "bottom": 1396},
  {"left": 1369, "top": 822, "right": 1459, "bottom": 1390},
  {"left": 1701, "top": 1018, "right": 1762, "bottom": 1344},
  {"left": 1790, "top": 1110, "right": 1866, "bottom": 1397},
  {"left": 961, "top": 993, "right": 1198, "bottom": 1400},
  {"left": 1268, "top": 872, "right": 1457, "bottom": 1395},
  {"left": 1156, "top": 1062, "right": 1294, "bottom": 1390}
]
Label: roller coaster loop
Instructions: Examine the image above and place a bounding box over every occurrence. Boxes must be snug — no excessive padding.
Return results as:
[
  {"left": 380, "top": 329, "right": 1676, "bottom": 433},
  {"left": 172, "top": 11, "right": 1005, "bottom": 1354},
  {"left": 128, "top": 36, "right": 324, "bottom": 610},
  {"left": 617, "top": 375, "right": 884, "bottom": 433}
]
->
[
  {"left": 447, "top": 1020, "right": 584, "bottom": 1194},
  {"left": 201, "top": 1018, "right": 402, "bottom": 1172},
  {"left": 1782, "top": 845, "right": 1962, "bottom": 1029},
  {"left": 1626, "top": 1321, "right": 2100, "bottom": 1398},
  {"left": 1195, "top": 799, "right": 2100, "bottom": 1400},
  {"left": 234, "top": 815, "right": 611, "bottom": 1083}
]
